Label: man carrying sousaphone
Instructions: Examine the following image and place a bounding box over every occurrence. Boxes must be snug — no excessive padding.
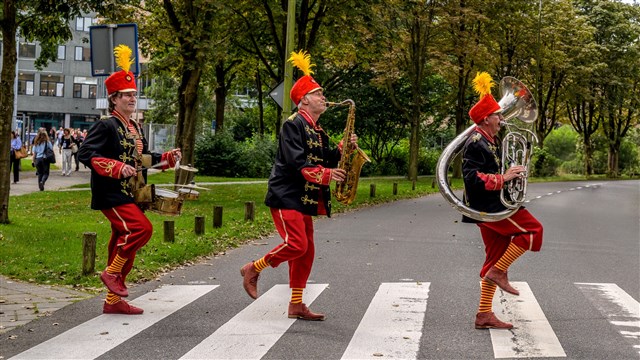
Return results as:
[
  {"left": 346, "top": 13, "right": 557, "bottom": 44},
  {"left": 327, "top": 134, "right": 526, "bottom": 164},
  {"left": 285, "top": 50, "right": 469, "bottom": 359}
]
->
[
  {"left": 463, "top": 72, "right": 543, "bottom": 329},
  {"left": 240, "top": 50, "right": 359, "bottom": 320},
  {"left": 78, "top": 44, "right": 181, "bottom": 315}
]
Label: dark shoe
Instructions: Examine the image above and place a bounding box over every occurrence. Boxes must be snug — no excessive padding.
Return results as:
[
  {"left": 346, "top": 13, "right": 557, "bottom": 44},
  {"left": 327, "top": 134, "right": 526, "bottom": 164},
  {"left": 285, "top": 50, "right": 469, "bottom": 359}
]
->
[
  {"left": 475, "top": 312, "right": 513, "bottom": 329},
  {"left": 100, "top": 270, "right": 128, "bottom": 297},
  {"left": 240, "top": 262, "right": 259, "bottom": 299},
  {"left": 484, "top": 266, "right": 519, "bottom": 295},
  {"left": 38, "top": 182, "right": 44, "bottom": 191},
  {"left": 288, "top": 302, "right": 325, "bottom": 321},
  {"left": 103, "top": 300, "right": 143, "bottom": 315}
]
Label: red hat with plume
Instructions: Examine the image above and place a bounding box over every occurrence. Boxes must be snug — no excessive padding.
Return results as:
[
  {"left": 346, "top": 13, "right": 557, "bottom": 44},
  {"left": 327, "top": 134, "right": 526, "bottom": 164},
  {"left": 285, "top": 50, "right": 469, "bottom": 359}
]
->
[
  {"left": 289, "top": 50, "right": 322, "bottom": 106},
  {"left": 468, "top": 72, "right": 501, "bottom": 124},
  {"left": 105, "top": 44, "right": 137, "bottom": 95}
]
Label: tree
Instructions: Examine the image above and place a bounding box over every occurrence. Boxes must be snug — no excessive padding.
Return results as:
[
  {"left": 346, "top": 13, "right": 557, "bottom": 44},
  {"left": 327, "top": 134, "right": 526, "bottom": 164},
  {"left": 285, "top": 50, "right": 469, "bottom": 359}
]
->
[
  {"left": 0, "top": 0, "right": 124, "bottom": 223},
  {"left": 367, "top": 0, "right": 443, "bottom": 181}
]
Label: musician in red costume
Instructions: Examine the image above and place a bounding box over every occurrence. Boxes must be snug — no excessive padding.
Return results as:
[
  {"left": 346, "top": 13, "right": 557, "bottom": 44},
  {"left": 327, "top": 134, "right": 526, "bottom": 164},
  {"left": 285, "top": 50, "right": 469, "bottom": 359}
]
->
[
  {"left": 78, "top": 45, "right": 181, "bottom": 315},
  {"left": 240, "top": 51, "right": 358, "bottom": 320},
  {"left": 462, "top": 72, "right": 543, "bottom": 329}
]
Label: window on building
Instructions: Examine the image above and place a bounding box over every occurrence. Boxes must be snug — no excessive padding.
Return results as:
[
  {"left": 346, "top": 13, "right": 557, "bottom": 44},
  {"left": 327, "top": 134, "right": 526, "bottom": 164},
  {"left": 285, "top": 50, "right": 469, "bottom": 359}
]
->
[
  {"left": 57, "top": 45, "right": 66, "bottom": 60},
  {"left": 74, "top": 46, "right": 91, "bottom": 61},
  {"left": 18, "top": 43, "right": 36, "bottom": 58},
  {"left": 73, "top": 77, "right": 98, "bottom": 99},
  {"left": 75, "top": 17, "right": 94, "bottom": 31},
  {"left": 17, "top": 73, "right": 35, "bottom": 95},
  {"left": 40, "top": 74, "right": 64, "bottom": 97}
]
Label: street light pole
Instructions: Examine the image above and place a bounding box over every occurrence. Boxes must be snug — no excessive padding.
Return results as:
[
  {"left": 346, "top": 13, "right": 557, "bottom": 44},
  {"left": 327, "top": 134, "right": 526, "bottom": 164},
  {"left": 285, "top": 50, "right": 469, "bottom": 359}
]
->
[{"left": 282, "top": 0, "right": 296, "bottom": 123}]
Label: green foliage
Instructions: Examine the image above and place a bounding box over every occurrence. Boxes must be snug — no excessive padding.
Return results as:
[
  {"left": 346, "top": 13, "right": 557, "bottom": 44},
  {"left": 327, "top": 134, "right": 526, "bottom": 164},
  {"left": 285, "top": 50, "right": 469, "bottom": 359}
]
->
[
  {"left": 544, "top": 126, "right": 579, "bottom": 162},
  {"left": 531, "top": 147, "right": 560, "bottom": 177},
  {"left": 194, "top": 132, "right": 276, "bottom": 178}
]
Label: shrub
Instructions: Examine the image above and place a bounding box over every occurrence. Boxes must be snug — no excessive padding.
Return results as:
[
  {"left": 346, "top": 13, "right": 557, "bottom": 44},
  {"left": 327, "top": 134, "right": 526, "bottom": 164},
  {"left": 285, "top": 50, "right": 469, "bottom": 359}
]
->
[
  {"left": 194, "top": 131, "right": 242, "bottom": 177},
  {"left": 531, "top": 147, "right": 560, "bottom": 177},
  {"left": 237, "top": 135, "right": 278, "bottom": 178}
]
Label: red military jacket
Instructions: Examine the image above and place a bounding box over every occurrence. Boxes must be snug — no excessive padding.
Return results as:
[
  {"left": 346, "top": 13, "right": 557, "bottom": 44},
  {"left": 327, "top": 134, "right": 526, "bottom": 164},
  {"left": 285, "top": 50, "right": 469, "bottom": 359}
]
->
[{"left": 264, "top": 110, "right": 342, "bottom": 217}]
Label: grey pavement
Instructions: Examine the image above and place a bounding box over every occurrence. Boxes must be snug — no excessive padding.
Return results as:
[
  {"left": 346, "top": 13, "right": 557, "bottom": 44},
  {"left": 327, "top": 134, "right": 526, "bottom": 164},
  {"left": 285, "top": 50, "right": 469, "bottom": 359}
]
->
[{"left": 2, "top": 156, "right": 94, "bottom": 334}]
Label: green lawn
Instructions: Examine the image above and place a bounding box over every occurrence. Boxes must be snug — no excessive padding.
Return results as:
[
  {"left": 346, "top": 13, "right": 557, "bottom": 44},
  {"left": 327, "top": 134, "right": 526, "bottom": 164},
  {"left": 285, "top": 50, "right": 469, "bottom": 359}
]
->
[{"left": 0, "top": 173, "right": 450, "bottom": 292}]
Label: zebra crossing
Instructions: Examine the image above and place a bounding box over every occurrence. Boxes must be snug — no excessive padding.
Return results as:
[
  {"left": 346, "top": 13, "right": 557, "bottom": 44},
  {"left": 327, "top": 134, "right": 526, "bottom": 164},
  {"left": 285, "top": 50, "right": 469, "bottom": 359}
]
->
[{"left": 8, "top": 282, "right": 639, "bottom": 360}]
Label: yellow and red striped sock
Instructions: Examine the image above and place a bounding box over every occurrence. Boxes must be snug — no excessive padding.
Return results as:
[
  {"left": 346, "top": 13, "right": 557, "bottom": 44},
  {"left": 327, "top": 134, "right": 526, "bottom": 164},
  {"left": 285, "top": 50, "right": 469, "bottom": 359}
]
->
[
  {"left": 478, "top": 279, "right": 497, "bottom": 313},
  {"left": 107, "top": 253, "right": 127, "bottom": 274},
  {"left": 290, "top": 288, "right": 303, "bottom": 304},
  {"left": 105, "top": 292, "right": 121, "bottom": 305},
  {"left": 494, "top": 242, "right": 526, "bottom": 272},
  {"left": 253, "top": 257, "right": 269, "bottom": 273}
]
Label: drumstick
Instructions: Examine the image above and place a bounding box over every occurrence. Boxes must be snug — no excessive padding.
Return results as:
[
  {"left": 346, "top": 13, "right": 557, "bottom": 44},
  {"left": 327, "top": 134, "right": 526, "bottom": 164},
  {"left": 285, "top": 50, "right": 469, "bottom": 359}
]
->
[{"left": 137, "top": 160, "right": 169, "bottom": 172}]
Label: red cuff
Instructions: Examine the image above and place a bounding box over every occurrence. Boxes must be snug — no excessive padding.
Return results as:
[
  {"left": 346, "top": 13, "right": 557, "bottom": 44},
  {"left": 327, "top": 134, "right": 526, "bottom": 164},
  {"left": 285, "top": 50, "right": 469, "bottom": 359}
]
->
[
  {"left": 477, "top": 171, "right": 504, "bottom": 190},
  {"left": 301, "top": 166, "right": 332, "bottom": 185},
  {"left": 161, "top": 151, "right": 177, "bottom": 169},
  {"left": 91, "top": 157, "right": 126, "bottom": 179}
]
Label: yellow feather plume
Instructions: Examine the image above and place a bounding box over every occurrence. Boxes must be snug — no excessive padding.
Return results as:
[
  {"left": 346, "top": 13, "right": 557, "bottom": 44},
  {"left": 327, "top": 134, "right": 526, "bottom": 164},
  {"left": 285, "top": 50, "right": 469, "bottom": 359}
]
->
[
  {"left": 472, "top": 72, "right": 495, "bottom": 98},
  {"left": 288, "top": 50, "right": 315, "bottom": 76},
  {"left": 114, "top": 44, "right": 134, "bottom": 73}
]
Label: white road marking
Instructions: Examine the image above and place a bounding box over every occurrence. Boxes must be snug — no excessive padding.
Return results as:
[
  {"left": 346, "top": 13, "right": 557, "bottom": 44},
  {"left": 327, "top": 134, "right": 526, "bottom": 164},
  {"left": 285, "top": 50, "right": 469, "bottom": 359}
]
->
[
  {"left": 490, "top": 282, "right": 566, "bottom": 358},
  {"left": 10, "top": 285, "right": 217, "bottom": 360},
  {"left": 341, "top": 282, "right": 430, "bottom": 360},
  {"left": 575, "top": 283, "right": 640, "bottom": 354},
  {"left": 180, "top": 284, "right": 327, "bottom": 360}
]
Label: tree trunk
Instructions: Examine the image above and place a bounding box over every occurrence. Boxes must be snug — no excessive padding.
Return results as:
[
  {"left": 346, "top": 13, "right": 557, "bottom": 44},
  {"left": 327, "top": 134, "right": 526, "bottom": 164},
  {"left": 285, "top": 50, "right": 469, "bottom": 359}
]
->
[
  {"left": 583, "top": 138, "right": 593, "bottom": 176},
  {"left": 214, "top": 61, "right": 227, "bottom": 132},
  {"left": 607, "top": 144, "right": 619, "bottom": 178},
  {"left": 175, "top": 66, "right": 202, "bottom": 167},
  {"left": 408, "top": 107, "right": 420, "bottom": 181},
  {"left": 0, "top": 0, "right": 18, "bottom": 224}
]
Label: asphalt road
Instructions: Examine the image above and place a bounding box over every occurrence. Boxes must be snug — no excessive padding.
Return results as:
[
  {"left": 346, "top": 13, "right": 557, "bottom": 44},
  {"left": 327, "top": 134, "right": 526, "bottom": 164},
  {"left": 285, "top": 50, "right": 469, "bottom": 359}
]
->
[{"left": 2, "top": 180, "right": 638, "bottom": 360}]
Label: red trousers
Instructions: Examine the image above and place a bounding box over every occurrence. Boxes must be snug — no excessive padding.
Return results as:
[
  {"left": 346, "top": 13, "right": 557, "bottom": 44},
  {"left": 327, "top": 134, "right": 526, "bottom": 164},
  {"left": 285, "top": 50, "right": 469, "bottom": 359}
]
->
[
  {"left": 477, "top": 208, "right": 543, "bottom": 278},
  {"left": 266, "top": 208, "right": 315, "bottom": 289},
  {"left": 101, "top": 203, "right": 153, "bottom": 280}
]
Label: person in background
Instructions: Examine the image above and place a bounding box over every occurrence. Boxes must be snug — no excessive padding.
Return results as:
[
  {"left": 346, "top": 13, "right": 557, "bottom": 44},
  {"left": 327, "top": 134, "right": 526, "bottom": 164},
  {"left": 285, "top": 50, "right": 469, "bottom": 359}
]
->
[
  {"left": 78, "top": 44, "right": 181, "bottom": 315},
  {"left": 59, "top": 128, "right": 74, "bottom": 176},
  {"left": 240, "top": 50, "right": 357, "bottom": 321},
  {"left": 72, "top": 129, "right": 84, "bottom": 171},
  {"left": 56, "top": 126, "right": 63, "bottom": 147},
  {"left": 463, "top": 72, "right": 543, "bottom": 330},
  {"left": 10, "top": 130, "right": 22, "bottom": 184},
  {"left": 32, "top": 129, "right": 53, "bottom": 191}
]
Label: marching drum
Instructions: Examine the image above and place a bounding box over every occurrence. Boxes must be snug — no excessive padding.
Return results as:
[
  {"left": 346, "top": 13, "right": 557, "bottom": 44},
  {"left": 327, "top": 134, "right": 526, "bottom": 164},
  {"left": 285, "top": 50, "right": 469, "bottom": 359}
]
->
[
  {"left": 178, "top": 188, "right": 200, "bottom": 200},
  {"left": 150, "top": 188, "right": 184, "bottom": 215},
  {"left": 176, "top": 165, "right": 198, "bottom": 186}
]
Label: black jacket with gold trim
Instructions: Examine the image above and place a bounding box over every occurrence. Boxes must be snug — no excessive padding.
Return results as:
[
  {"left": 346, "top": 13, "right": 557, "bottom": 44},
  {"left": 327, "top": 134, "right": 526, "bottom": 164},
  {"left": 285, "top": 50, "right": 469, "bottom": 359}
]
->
[
  {"left": 264, "top": 113, "right": 342, "bottom": 217},
  {"left": 78, "top": 115, "right": 161, "bottom": 210}
]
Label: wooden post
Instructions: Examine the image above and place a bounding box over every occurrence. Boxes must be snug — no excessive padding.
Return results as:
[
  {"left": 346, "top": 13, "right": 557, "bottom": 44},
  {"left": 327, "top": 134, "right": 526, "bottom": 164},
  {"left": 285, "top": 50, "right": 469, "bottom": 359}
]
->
[
  {"left": 369, "top": 183, "right": 376, "bottom": 198},
  {"left": 244, "top": 201, "right": 255, "bottom": 221},
  {"left": 393, "top": 182, "right": 398, "bottom": 195},
  {"left": 164, "top": 220, "right": 175, "bottom": 243},
  {"left": 213, "top": 205, "right": 223, "bottom": 228},
  {"left": 195, "top": 216, "right": 205, "bottom": 235},
  {"left": 82, "top": 232, "right": 97, "bottom": 275},
  {"left": 432, "top": 177, "right": 436, "bottom": 188},
  {"left": 412, "top": 180, "right": 416, "bottom": 190}
]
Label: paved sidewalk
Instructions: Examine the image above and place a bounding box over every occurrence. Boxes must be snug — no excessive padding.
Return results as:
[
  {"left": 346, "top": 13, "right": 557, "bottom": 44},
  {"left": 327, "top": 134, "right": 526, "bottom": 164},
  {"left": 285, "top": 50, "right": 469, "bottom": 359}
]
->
[{"left": 0, "top": 276, "right": 92, "bottom": 334}]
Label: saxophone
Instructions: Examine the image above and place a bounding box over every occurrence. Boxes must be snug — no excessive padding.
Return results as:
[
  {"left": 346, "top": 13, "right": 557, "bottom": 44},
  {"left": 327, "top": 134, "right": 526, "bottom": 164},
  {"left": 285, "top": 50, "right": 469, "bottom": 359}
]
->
[{"left": 327, "top": 99, "right": 371, "bottom": 205}]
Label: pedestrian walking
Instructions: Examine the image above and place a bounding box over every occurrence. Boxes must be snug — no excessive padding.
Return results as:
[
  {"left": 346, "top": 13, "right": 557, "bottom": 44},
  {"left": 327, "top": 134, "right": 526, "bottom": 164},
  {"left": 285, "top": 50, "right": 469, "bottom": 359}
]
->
[
  {"left": 240, "top": 50, "right": 358, "bottom": 320},
  {"left": 78, "top": 44, "right": 181, "bottom": 315},
  {"left": 10, "top": 130, "right": 23, "bottom": 183},
  {"left": 31, "top": 129, "right": 53, "bottom": 191},
  {"left": 463, "top": 72, "right": 543, "bottom": 330}
]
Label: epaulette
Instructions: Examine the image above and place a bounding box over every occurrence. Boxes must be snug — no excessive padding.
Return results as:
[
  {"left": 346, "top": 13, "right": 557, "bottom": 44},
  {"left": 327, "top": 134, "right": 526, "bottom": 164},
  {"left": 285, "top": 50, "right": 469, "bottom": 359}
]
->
[
  {"left": 471, "top": 133, "right": 482, "bottom": 142},
  {"left": 100, "top": 115, "right": 110, "bottom": 120},
  {"left": 288, "top": 112, "right": 298, "bottom": 121}
]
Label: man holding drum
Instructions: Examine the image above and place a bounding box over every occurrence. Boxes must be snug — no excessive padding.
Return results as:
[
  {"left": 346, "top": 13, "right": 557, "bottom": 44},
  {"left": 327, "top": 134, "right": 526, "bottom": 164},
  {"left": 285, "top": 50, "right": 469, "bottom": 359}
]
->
[{"left": 78, "top": 45, "right": 181, "bottom": 315}]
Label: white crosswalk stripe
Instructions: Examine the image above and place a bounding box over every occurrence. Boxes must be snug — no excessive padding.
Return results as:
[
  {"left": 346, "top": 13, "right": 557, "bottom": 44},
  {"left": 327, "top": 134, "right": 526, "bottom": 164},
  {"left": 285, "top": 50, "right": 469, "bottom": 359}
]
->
[
  {"left": 490, "top": 282, "right": 566, "bottom": 358},
  {"left": 9, "top": 285, "right": 217, "bottom": 360},
  {"left": 6, "top": 281, "right": 640, "bottom": 359},
  {"left": 575, "top": 282, "right": 640, "bottom": 355},
  {"left": 341, "top": 282, "right": 430, "bottom": 360},
  {"left": 180, "top": 284, "right": 327, "bottom": 360}
]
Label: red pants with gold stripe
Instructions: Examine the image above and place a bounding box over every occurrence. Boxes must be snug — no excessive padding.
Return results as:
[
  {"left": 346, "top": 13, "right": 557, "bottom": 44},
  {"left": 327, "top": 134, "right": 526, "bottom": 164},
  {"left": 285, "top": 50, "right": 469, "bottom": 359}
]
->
[
  {"left": 477, "top": 208, "right": 543, "bottom": 278},
  {"left": 266, "top": 208, "right": 315, "bottom": 289},
  {"left": 101, "top": 203, "right": 153, "bottom": 279}
]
